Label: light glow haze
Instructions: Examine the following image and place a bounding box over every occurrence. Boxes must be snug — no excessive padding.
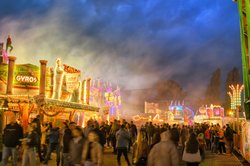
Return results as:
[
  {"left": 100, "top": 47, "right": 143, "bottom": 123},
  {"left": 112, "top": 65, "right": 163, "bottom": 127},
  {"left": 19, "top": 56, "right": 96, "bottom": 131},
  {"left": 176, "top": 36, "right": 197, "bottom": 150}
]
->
[{"left": 0, "top": 0, "right": 242, "bottom": 114}]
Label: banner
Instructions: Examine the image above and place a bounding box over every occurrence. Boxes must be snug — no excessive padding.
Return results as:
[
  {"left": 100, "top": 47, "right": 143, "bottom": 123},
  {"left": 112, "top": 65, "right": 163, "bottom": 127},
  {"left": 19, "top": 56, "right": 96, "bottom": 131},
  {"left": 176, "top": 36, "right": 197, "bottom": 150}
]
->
[
  {"left": 63, "top": 64, "right": 80, "bottom": 93},
  {"left": 0, "top": 63, "right": 8, "bottom": 83},
  {"left": 64, "top": 72, "right": 80, "bottom": 92},
  {"left": 0, "top": 43, "right": 3, "bottom": 55}
]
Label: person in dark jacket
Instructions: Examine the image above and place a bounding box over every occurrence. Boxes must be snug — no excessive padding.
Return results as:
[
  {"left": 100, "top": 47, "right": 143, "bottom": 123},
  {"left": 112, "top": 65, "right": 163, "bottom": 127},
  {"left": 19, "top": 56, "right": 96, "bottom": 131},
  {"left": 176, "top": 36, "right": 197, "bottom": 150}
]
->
[
  {"left": 130, "top": 121, "right": 137, "bottom": 144},
  {"left": 170, "top": 124, "right": 180, "bottom": 147},
  {"left": 146, "top": 122, "right": 154, "bottom": 145},
  {"left": 93, "top": 123, "right": 106, "bottom": 147},
  {"left": 61, "top": 122, "right": 75, "bottom": 166},
  {"left": 1, "top": 114, "right": 23, "bottom": 166},
  {"left": 21, "top": 124, "right": 39, "bottom": 166},
  {"left": 110, "top": 120, "right": 120, "bottom": 154},
  {"left": 69, "top": 126, "right": 85, "bottom": 166},
  {"left": 224, "top": 124, "right": 236, "bottom": 154},
  {"left": 31, "top": 115, "right": 43, "bottom": 162},
  {"left": 43, "top": 125, "right": 60, "bottom": 166},
  {"left": 149, "top": 132, "right": 161, "bottom": 151},
  {"left": 116, "top": 124, "right": 131, "bottom": 166}
]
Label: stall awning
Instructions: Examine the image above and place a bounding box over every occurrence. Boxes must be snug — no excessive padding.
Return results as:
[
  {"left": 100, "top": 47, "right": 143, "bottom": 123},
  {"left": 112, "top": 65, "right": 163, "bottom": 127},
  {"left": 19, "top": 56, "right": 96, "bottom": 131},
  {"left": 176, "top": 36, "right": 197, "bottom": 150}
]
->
[
  {"left": 44, "top": 99, "right": 99, "bottom": 112},
  {"left": 34, "top": 95, "right": 99, "bottom": 112}
]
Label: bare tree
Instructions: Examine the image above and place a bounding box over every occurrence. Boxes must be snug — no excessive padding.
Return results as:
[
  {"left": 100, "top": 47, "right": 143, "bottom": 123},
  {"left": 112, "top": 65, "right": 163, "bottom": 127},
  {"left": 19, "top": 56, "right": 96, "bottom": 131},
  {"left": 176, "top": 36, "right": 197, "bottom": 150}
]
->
[{"left": 205, "top": 68, "right": 221, "bottom": 105}]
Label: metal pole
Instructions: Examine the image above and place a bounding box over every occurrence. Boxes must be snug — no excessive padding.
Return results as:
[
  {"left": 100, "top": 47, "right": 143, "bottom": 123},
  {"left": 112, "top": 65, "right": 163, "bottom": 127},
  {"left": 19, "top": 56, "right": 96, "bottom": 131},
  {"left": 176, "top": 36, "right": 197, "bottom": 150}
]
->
[
  {"left": 236, "top": 106, "right": 240, "bottom": 149},
  {"left": 236, "top": 107, "right": 240, "bottom": 133}
]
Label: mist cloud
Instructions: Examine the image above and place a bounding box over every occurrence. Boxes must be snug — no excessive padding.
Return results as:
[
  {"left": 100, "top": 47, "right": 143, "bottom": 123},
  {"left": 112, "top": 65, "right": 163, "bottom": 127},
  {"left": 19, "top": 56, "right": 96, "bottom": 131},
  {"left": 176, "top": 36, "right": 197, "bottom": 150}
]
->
[{"left": 0, "top": 0, "right": 242, "bottom": 102}]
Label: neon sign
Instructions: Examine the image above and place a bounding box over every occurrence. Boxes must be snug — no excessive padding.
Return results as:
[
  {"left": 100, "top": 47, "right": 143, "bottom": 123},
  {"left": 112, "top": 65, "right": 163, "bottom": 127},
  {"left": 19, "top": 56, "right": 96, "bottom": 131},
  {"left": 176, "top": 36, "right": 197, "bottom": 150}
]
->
[{"left": 15, "top": 75, "right": 38, "bottom": 83}]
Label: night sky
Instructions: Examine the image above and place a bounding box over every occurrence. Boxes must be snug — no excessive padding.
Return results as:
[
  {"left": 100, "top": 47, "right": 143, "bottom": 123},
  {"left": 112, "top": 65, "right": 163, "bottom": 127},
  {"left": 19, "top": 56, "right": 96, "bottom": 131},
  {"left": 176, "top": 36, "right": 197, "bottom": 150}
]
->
[{"left": 0, "top": 0, "right": 242, "bottom": 100}]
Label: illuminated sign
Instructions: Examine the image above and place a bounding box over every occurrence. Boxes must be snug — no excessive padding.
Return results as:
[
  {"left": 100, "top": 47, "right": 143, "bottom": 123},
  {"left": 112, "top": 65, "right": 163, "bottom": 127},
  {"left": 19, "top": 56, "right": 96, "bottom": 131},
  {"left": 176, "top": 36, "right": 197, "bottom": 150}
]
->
[
  {"left": 13, "top": 64, "right": 40, "bottom": 87},
  {"left": 16, "top": 75, "right": 38, "bottom": 83},
  {"left": 145, "top": 102, "right": 160, "bottom": 114},
  {"left": 197, "top": 105, "right": 224, "bottom": 118}
]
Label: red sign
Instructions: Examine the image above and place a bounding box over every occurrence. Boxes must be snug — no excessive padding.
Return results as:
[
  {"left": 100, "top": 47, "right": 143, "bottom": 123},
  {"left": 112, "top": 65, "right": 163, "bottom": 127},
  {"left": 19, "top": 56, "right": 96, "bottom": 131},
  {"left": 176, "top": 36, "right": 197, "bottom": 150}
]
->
[{"left": 63, "top": 64, "right": 80, "bottom": 73}]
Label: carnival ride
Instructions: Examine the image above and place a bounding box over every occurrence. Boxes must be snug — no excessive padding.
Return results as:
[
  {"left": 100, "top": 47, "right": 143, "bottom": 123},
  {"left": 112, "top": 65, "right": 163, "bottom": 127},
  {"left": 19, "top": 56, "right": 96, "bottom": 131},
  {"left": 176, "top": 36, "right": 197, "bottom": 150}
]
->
[
  {"left": 168, "top": 101, "right": 194, "bottom": 123},
  {"left": 231, "top": 2, "right": 250, "bottom": 161},
  {"left": 235, "top": 0, "right": 250, "bottom": 119},
  {"left": 104, "top": 84, "right": 121, "bottom": 119},
  {"left": 132, "top": 101, "right": 194, "bottom": 124}
]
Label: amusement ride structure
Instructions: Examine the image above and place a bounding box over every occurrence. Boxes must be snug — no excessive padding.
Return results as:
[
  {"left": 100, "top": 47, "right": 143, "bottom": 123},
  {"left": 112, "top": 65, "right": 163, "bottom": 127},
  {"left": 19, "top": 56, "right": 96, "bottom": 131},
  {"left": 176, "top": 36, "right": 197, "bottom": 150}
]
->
[{"left": 235, "top": 0, "right": 250, "bottom": 118}]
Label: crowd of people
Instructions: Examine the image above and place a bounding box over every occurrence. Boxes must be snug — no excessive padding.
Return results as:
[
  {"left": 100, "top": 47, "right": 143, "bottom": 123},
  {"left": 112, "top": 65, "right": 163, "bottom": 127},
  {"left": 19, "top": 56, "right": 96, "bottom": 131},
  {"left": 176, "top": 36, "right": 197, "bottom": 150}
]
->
[{"left": 1, "top": 114, "right": 237, "bottom": 166}]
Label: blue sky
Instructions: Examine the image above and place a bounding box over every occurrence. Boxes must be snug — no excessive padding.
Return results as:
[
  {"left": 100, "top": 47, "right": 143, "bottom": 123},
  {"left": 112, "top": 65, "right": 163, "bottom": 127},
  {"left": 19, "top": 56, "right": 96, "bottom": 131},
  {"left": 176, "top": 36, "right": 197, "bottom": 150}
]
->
[{"left": 0, "top": 0, "right": 242, "bottom": 98}]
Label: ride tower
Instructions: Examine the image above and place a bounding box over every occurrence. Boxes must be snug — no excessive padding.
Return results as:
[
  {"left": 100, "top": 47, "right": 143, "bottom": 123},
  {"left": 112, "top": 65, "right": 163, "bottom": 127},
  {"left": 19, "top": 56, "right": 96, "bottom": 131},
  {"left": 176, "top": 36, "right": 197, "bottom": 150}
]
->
[{"left": 235, "top": 0, "right": 250, "bottom": 119}]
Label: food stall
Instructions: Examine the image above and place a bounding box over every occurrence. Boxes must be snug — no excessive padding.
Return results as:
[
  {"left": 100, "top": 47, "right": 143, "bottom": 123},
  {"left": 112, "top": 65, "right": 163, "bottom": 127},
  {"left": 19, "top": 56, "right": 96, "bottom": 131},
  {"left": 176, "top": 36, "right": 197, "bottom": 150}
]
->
[
  {"left": 194, "top": 105, "right": 224, "bottom": 126},
  {"left": 0, "top": 56, "right": 100, "bottom": 130}
]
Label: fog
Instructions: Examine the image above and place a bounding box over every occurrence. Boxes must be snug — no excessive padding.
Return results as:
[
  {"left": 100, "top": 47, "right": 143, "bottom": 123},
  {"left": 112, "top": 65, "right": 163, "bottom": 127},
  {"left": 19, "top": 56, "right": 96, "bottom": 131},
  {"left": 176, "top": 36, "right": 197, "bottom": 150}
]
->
[{"left": 0, "top": 0, "right": 242, "bottom": 115}]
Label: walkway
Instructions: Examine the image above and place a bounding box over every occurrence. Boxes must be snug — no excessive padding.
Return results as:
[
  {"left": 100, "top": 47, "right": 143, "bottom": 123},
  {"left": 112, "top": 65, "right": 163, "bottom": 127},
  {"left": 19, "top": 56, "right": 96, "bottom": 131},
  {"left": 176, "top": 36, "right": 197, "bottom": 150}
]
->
[
  {"left": 2, "top": 147, "right": 246, "bottom": 166},
  {"left": 200, "top": 151, "right": 243, "bottom": 166}
]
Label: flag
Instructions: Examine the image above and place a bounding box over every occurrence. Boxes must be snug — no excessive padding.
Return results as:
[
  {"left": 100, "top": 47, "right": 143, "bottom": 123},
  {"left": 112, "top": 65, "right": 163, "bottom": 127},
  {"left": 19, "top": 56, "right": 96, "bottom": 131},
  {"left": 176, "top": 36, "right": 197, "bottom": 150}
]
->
[{"left": 2, "top": 49, "right": 8, "bottom": 64}]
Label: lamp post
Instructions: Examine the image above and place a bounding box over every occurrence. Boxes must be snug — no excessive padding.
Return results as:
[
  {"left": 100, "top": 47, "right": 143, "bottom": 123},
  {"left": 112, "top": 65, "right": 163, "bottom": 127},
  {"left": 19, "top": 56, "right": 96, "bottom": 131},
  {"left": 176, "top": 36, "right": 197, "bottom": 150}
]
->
[{"left": 228, "top": 84, "right": 244, "bottom": 149}]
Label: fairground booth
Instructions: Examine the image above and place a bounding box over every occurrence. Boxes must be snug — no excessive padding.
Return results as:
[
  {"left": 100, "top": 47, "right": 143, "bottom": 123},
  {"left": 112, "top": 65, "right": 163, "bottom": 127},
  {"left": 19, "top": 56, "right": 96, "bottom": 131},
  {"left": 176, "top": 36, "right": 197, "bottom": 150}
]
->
[
  {"left": 132, "top": 101, "right": 194, "bottom": 126},
  {"left": 0, "top": 56, "right": 100, "bottom": 133},
  {"left": 194, "top": 105, "right": 225, "bottom": 126}
]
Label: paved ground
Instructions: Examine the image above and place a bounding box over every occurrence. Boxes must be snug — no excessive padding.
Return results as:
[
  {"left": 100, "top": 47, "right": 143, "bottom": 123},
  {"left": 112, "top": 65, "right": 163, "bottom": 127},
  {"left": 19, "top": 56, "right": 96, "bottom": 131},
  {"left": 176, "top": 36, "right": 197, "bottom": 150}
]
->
[
  {"left": 96, "top": 148, "right": 245, "bottom": 166},
  {"left": 200, "top": 151, "right": 243, "bottom": 166},
  {"left": 2, "top": 147, "right": 246, "bottom": 166},
  {"left": 103, "top": 148, "right": 132, "bottom": 166},
  {"left": 177, "top": 148, "right": 243, "bottom": 166}
]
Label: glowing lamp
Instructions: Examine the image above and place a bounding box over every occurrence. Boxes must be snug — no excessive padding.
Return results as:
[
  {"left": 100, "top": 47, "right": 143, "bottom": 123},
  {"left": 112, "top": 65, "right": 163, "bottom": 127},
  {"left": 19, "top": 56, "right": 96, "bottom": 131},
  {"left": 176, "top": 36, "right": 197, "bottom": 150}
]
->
[{"left": 228, "top": 84, "right": 244, "bottom": 110}]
